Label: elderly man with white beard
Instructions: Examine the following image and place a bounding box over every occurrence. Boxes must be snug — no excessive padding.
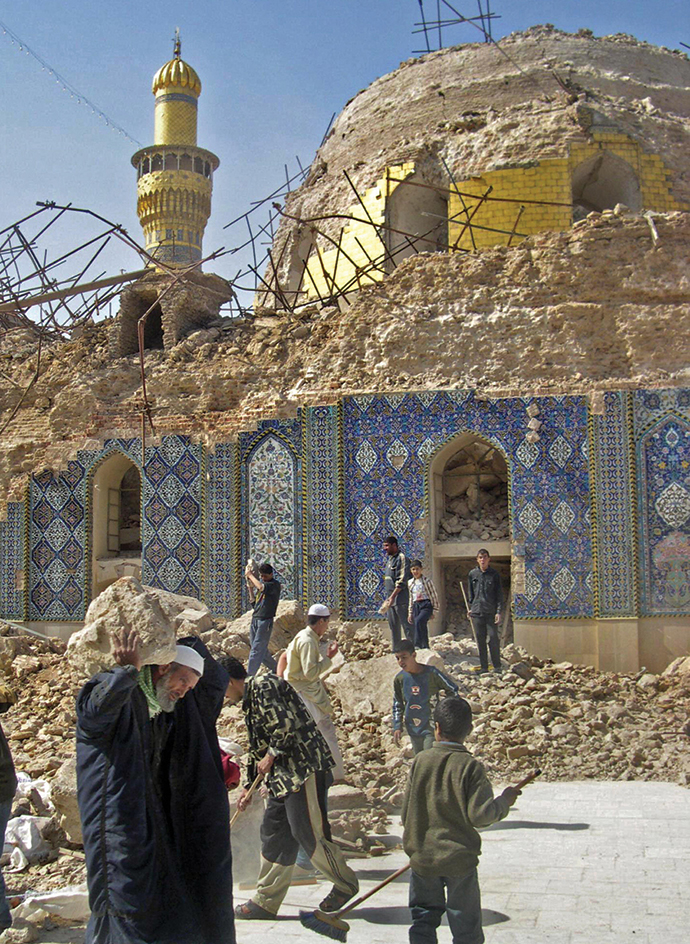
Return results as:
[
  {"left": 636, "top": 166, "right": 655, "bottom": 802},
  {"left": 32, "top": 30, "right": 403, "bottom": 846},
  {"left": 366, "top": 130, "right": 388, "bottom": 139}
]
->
[{"left": 76, "top": 629, "right": 235, "bottom": 944}]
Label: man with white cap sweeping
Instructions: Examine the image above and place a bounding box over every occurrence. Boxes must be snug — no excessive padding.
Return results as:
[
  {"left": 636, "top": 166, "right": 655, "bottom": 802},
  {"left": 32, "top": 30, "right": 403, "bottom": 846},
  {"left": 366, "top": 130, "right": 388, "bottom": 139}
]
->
[
  {"left": 76, "top": 631, "right": 235, "bottom": 944},
  {"left": 283, "top": 603, "right": 346, "bottom": 781}
]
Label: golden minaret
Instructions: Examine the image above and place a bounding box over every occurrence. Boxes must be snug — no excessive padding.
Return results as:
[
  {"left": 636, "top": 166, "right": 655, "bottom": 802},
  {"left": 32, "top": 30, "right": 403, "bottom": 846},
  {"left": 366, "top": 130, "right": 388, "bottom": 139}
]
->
[{"left": 131, "top": 31, "right": 219, "bottom": 267}]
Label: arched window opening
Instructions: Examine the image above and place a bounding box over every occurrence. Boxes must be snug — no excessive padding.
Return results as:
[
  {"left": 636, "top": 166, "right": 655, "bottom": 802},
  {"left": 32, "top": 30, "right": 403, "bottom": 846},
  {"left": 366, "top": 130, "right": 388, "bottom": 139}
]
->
[
  {"left": 91, "top": 455, "right": 142, "bottom": 599},
  {"left": 386, "top": 172, "right": 448, "bottom": 271},
  {"left": 179, "top": 153, "right": 193, "bottom": 172},
  {"left": 194, "top": 157, "right": 203, "bottom": 174},
  {"left": 164, "top": 153, "right": 178, "bottom": 171},
  {"left": 438, "top": 439, "right": 509, "bottom": 544},
  {"left": 119, "top": 466, "right": 142, "bottom": 552},
  {"left": 151, "top": 153, "right": 163, "bottom": 172},
  {"left": 143, "top": 303, "right": 164, "bottom": 350},
  {"left": 571, "top": 151, "right": 642, "bottom": 221}
]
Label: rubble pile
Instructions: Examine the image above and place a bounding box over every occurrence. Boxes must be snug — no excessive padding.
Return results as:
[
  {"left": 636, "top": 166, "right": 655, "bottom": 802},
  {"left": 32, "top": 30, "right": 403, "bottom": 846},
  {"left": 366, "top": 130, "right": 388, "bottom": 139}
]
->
[
  {"left": 322, "top": 628, "right": 690, "bottom": 810},
  {"left": 0, "top": 626, "right": 86, "bottom": 896},
  {"left": 438, "top": 481, "right": 510, "bottom": 542},
  {"left": 0, "top": 606, "right": 688, "bottom": 890}
]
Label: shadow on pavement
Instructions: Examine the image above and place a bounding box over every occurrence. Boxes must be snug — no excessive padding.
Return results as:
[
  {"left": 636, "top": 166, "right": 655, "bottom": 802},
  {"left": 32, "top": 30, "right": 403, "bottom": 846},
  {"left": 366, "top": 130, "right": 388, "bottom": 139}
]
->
[
  {"left": 353, "top": 906, "right": 509, "bottom": 926},
  {"left": 488, "top": 820, "right": 590, "bottom": 830}
]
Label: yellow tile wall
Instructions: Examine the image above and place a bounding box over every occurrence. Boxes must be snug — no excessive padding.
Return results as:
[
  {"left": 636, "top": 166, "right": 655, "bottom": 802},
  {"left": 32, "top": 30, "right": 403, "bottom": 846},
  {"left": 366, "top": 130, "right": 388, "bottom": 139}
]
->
[
  {"left": 303, "top": 135, "right": 685, "bottom": 298},
  {"left": 303, "top": 163, "right": 415, "bottom": 300}
]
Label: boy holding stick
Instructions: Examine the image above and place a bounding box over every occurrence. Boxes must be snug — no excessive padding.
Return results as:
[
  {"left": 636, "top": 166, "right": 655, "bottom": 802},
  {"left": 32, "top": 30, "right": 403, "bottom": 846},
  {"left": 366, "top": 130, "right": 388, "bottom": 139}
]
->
[{"left": 402, "top": 696, "right": 522, "bottom": 944}]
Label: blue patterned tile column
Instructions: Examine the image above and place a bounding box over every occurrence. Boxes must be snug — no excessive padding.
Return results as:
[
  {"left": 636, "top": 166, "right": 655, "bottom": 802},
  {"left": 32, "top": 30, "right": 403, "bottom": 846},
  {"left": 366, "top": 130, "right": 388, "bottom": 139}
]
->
[
  {"left": 303, "top": 405, "right": 343, "bottom": 609},
  {"left": 590, "top": 391, "right": 637, "bottom": 617},
  {"left": 0, "top": 501, "right": 27, "bottom": 620},
  {"left": 205, "top": 442, "right": 240, "bottom": 617},
  {"left": 28, "top": 463, "right": 87, "bottom": 620},
  {"left": 240, "top": 420, "right": 303, "bottom": 604},
  {"left": 634, "top": 389, "right": 690, "bottom": 615},
  {"left": 142, "top": 435, "right": 204, "bottom": 598}
]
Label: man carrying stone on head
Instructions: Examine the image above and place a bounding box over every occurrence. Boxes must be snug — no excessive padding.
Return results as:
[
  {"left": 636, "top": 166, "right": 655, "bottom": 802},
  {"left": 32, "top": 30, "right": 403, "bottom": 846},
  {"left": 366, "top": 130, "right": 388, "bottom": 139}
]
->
[
  {"left": 76, "top": 630, "right": 235, "bottom": 944},
  {"left": 383, "top": 534, "right": 413, "bottom": 648},
  {"left": 245, "top": 561, "right": 281, "bottom": 675},
  {"left": 467, "top": 548, "right": 504, "bottom": 674},
  {"left": 224, "top": 656, "right": 359, "bottom": 921},
  {"left": 283, "top": 603, "right": 346, "bottom": 781}
]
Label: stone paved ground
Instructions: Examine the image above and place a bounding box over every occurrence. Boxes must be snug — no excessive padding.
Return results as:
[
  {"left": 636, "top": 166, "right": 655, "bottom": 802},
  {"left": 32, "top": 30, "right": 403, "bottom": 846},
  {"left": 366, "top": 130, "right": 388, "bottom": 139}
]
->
[{"left": 232, "top": 782, "right": 689, "bottom": 944}]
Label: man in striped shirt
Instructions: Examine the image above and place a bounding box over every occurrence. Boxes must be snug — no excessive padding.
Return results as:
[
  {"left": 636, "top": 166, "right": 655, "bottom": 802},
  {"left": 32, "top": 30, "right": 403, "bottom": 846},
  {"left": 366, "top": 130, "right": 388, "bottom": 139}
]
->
[{"left": 383, "top": 535, "right": 412, "bottom": 648}]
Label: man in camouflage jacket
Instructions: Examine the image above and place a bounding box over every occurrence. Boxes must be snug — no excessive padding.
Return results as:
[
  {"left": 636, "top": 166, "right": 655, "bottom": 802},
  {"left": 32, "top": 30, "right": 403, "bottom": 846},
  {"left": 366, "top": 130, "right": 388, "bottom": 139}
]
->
[{"left": 222, "top": 658, "right": 359, "bottom": 919}]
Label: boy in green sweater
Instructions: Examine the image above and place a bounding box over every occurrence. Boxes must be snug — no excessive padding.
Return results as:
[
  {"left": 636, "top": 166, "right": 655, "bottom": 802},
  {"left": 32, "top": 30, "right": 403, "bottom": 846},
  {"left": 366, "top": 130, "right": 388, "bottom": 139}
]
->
[{"left": 401, "top": 696, "right": 520, "bottom": 944}]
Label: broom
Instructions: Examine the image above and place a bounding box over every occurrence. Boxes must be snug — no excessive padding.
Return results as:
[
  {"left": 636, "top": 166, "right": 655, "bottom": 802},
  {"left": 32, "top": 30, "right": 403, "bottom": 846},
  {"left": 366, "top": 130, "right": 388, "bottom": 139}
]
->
[
  {"left": 460, "top": 581, "right": 483, "bottom": 670},
  {"left": 300, "top": 768, "right": 542, "bottom": 941},
  {"left": 229, "top": 772, "right": 263, "bottom": 828}
]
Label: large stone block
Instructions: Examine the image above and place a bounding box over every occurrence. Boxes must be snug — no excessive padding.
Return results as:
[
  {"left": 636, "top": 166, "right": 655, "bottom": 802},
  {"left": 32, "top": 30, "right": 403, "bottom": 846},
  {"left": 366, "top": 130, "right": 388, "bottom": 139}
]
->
[
  {"left": 326, "top": 654, "right": 400, "bottom": 718},
  {"left": 66, "top": 577, "right": 178, "bottom": 678},
  {"left": 50, "top": 757, "right": 82, "bottom": 845}
]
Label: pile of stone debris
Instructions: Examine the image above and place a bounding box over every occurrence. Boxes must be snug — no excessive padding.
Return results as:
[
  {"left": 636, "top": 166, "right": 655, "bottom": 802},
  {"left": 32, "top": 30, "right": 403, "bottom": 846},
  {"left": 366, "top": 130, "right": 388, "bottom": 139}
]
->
[
  {"left": 0, "top": 585, "right": 688, "bottom": 901},
  {"left": 323, "top": 626, "right": 690, "bottom": 813},
  {"left": 438, "top": 481, "right": 510, "bottom": 542}
]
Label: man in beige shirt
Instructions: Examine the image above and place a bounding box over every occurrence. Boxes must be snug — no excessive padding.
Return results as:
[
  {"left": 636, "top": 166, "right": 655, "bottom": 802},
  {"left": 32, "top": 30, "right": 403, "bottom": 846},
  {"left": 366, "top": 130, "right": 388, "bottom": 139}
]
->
[{"left": 283, "top": 604, "right": 345, "bottom": 782}]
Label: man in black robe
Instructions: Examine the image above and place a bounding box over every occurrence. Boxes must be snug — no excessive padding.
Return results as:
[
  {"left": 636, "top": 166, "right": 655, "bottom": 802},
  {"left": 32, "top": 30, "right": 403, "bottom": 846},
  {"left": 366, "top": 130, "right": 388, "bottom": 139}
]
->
[{"left": 76, "top": 629, "right": 235, "bottom": 944}]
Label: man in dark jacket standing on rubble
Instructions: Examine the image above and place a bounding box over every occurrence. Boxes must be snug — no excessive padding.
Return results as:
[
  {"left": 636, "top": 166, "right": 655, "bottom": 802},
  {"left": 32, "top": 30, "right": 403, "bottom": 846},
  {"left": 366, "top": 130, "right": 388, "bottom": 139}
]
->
[{"left": 76, "top": 629, "right": 235, "bottom": 944}]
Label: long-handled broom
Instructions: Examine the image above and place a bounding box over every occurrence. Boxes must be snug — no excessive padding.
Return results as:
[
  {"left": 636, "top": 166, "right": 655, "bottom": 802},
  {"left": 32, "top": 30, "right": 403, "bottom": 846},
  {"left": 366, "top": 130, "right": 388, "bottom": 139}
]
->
[
  {"left": 229, "top": 772, "right": 263, "bottom": 828},
  {"left": 299, "top": 768, "right": 542, "bottom": 941}
]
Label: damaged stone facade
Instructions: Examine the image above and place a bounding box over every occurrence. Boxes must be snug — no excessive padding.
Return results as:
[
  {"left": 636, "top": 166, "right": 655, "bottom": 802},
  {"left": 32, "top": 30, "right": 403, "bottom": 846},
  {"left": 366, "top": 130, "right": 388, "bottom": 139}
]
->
[{"left": 0, "top": 28, "right": 688, "bottom": 673}]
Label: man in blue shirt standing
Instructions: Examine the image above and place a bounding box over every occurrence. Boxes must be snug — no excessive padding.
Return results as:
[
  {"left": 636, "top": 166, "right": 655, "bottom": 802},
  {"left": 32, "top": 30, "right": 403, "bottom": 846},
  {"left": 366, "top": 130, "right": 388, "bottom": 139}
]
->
[{"left": 245, "top": 563, "right": 282, "bottom": 676}]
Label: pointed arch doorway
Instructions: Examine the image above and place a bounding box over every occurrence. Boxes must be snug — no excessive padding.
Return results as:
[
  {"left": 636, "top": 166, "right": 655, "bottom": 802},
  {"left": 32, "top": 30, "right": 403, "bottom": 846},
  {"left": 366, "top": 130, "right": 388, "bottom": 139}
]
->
[{"left": 428, "top": 432, "right": 513, "bottom": 641}]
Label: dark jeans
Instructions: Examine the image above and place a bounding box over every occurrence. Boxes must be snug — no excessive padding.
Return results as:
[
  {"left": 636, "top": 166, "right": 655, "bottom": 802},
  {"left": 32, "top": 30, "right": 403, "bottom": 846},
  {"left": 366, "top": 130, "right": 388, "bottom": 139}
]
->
[
  {"left": 247, "top": 617, "right": 277, "bottom": 676},
  {"left": 387, "top": 594, "right": 412, "bottom": 649},
  {"left": 411, "top": 600, "right": 433, "bottom": 649},
  {"left": 409, "top": 868, "right": 484, "bottom": 944},
  {"left": 409, "top": 732, "right": 434, "bottom": 754},
  {"left": 471, "top": 613, "right": 501, "bottom": 672},
  {"left": 0, "top": 798, "right": 12, "bottom": 929}
]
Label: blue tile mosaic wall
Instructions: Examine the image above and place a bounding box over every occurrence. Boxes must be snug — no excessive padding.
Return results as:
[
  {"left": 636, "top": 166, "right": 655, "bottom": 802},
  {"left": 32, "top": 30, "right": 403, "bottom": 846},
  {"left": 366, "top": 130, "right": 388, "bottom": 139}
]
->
[
  {"left": 633, "top": 389, "right": 690, "bottom": 615},
  {"left": 141, "top": 436, "right": 204, "bottom": 599},
  {"left": 342, "top": 391, "right": 594, "bottom": 620},
  {"left": 303, "top": 405, "right": 343, "bottom": 609},
  {"left": 206, "top": 442, "right": 240, "bottom": 618},
  {"left": 239, "top": 420, "right": 303, "bottom": 606},
  {"left": 590, "top": 392, "right": 637, "bottom": 617},
  {"left": 28, "top": 463, "right": 87, "bottom": 620},
  {"left": 9, "top": 387, "right": 690, "bottom": 627},
  {"left": 0, "top": 501, "right": 26, "bottom": 620}
]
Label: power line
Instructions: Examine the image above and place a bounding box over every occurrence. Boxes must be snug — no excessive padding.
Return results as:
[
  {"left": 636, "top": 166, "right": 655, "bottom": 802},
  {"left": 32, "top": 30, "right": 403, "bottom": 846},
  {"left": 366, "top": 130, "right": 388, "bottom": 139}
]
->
[{"left": 0, "top": 17, "right": 142, "bottom": 146}]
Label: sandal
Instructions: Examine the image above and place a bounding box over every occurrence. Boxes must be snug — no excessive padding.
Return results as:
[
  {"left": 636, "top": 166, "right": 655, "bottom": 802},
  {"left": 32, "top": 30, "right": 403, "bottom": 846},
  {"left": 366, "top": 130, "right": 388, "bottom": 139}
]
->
[
  {"left": 318, "top": 885, "right": 356, "bottom": 913},
  {"left": 234, "top": 900, "right": 276, "bottom": 920}
]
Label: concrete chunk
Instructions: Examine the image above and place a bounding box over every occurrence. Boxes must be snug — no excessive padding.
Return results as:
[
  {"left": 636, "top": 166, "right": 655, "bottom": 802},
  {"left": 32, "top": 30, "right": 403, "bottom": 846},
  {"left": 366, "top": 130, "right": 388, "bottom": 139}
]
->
[{"left": 66, "top": 576, "right": 178, "bottom": 678}]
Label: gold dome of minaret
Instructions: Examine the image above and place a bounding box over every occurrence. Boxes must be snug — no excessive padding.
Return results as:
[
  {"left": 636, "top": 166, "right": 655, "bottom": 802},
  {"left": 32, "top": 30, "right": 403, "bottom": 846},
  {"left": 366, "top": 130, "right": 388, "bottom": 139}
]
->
[
  {"left": 152, "top": 52, "right": 202, "bottom": 96},
  {"left": 131, "top": 30, "right": 219, "bottom": 268}
]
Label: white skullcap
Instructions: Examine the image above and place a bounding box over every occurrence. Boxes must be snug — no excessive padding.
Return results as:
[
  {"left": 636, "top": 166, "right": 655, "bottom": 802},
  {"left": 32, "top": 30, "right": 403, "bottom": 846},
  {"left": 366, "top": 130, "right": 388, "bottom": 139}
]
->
[
  {"left": 174, "top": 645, "right": 205, "bottom": 676},
  {"left": 308, "top": 604, "right": 331, "bottom": 618}
]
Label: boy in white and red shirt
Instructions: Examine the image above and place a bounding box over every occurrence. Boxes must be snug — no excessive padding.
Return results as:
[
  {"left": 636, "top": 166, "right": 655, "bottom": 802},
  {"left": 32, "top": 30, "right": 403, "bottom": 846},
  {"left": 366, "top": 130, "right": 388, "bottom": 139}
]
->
[{"left": 407, "top": 559, "right": 439, "bottom": 649}]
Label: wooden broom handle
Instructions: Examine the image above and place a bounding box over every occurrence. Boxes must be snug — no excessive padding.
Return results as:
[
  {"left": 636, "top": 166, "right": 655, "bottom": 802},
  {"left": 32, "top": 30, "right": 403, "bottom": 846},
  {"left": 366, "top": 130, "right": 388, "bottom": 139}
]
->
[
  {"left": 336, "top": 863, "right": 411, "bottom": 918},
  {"left": 230, "top": 772, "right": 263, "bottom": 828}
]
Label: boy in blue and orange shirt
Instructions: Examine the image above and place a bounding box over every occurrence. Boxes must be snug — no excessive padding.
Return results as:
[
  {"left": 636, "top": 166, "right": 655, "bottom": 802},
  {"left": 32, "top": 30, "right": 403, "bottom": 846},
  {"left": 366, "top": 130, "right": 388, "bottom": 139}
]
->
[{"left": 392, "top": 641, "right": 459, "bottom": 753}]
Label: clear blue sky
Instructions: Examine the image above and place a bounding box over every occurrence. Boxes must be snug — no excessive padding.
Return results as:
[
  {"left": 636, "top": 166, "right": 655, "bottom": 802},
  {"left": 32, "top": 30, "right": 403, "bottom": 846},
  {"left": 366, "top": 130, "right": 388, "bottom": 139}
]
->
[{"left": 0, "top": 0, "right": 687, "bottom": 305}]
